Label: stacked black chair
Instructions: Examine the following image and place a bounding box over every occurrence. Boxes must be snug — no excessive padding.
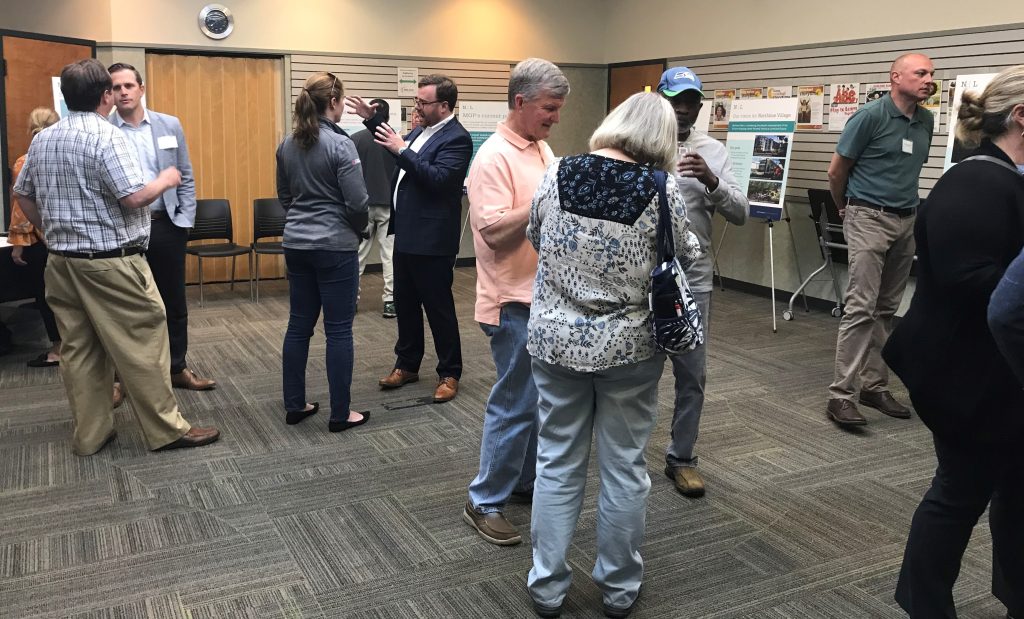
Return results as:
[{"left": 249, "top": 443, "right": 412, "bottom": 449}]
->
[
  {"left": 250, "top": 198, "right": 286, "bottom": 303},
  {"left": 185, "top": 199, "right": 251, "bottom": 306}
]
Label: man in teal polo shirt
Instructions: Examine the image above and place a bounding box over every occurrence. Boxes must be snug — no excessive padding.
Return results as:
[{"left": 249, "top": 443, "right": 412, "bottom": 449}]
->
[{"left": 826, "top": 53, "right": 935, "bottom": 427}]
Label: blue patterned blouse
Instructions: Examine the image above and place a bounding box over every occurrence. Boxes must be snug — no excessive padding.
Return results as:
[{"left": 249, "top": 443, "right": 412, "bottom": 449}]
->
[{"left": 527, "top": 154, "right": 702, "bottom": 372}]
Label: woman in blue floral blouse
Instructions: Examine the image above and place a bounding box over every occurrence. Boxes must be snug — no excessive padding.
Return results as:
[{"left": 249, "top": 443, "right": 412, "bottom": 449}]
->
[{"left": 526, "top": 92, "right": 701, "bottom": 619}]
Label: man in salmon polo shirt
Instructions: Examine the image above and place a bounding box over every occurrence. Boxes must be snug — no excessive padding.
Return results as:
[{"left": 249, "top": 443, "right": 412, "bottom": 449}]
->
[{"left": 462, "top": 58, "right": 569, "bottom": 546}]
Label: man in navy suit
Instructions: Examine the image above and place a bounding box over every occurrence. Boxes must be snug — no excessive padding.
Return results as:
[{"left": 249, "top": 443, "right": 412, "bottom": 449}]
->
[
  {"left": 346, "top": 75, "right": 473, "bottom": 402},
  {"left": 110, "top": 63, "right": 216, "bottom": 391}
]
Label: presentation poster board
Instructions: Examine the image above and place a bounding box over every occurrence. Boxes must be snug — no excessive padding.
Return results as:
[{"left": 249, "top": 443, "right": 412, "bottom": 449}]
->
[
  {"left": 337, "top": 98, "right": 401, "bottom": 136},
  {"left": 397, "top": 67, "right": 419, "bottom": 97},
  {"left": 712, "top": 89, "right": 735, "bottom": 130},
  {"left": 695, "top": 99, "right": 712, "bottom": 134},
  {"left": 458, "top": 101, "right": 508, "bottom": 163},
  {"left": 52, "top": 77, "right": 69, "bottom": 118},
  {"left": 796, "top": 85, "right": 824, "bottom": 130},
  {"left": 726, "top": 97, "right": 798, "bottom": 221},
  {"left": 944, "top": 73, "right": 997, "bottom": 170},
  {"left": 923, "top": 80, "right": 942, "bottom": 133},
  {"left": 828, "top": 82, "right": 860, "bottom": 132}
]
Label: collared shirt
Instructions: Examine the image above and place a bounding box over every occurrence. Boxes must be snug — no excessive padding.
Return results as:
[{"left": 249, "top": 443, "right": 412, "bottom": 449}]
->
[
  {"left": 468, "top": 121, "right": 554, "bottom": 325},
  {"left": 675, "top": 130, "right": 749, "bottom": 293},
  {"left": 393, "top": 113, "right": 455, "bottom": 209},
  {"left": 112, "top": 108, "right": 165, "bottom": 213},
  {"left": 836, "top": 93, "right": 933, "bottom": 209},
  {"left": 12, "top": 111, "right": 149, "bottom": 253}
]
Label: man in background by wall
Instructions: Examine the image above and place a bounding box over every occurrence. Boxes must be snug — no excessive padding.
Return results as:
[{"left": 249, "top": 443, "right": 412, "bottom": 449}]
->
[
  {"left": 657, "top": 67, "right": 749, "bottom": 498},
  {"left": 109, "top": 62, "right": 216, "bottom": 391},
  {"left": 346, "top": 75, "right": 473, "bottom": 403},
  {"left": 13, "top": 59, "right": 219, "bottom": 455},
  {"left": 825, "top": 53, "right": 934, "bottom": 427},
  {"left": 353, "top": 98, "right": 397, "bottom": 319},
  {"left": 462, "top": 58, "right": 568, "bottom": 546}
]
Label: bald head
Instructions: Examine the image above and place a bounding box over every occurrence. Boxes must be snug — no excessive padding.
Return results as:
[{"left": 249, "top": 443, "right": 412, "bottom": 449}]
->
[{"left": 890, "top": 53, "right": 935, "bottom": 103}]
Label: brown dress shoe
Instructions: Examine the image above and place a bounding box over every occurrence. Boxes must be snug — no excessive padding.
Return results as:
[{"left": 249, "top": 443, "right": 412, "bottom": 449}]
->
[
  {"left": 433, "top": 377, "right": 458, "bottom": 403},
  {"left": 112, "top": 382, "right": 125, "bottom": 409},
  {"left": 171, "top": 368, "right": 216, "bottom": 391},
  {"left": 827, "top": 398, "right": 867, "bottom": 426},
  {"left": 157, "top": 426, "right": 221, "bottom": 451},
  {"left": 858, "top": 390, "right": 912, "bottom": 419},
  {"left": 664, "top": 465, "right": 706, "bottom": 497},
  {"left": 379, "top": 368, "right": 419, "bottom": 389},
  {"left": 462, "top": 502, "right": 522, "bottom": 545}
]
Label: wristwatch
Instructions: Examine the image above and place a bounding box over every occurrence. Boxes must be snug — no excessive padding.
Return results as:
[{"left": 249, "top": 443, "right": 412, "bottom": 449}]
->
[{"left": 397, "top": 146, "right": 408, "bottom": 156}]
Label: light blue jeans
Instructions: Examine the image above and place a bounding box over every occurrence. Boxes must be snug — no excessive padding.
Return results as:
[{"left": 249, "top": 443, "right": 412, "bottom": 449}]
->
[
  {"left": 528, "top": 354, "right": 665, "bottom": 611},
  {"left": 468, "top": 303, "right": 537, "bottom": 513}
]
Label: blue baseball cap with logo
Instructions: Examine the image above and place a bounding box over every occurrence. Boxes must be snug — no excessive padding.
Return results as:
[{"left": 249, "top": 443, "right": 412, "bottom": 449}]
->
[{"left": 657, "top": 67, "right": 705, "bottom": 98}]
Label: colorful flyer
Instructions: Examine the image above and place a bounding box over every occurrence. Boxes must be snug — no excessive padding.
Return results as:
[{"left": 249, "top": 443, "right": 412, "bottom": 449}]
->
[
  {"left": 712, "top": 89, "right": 735, "bottom": 130},
  {"left": 923, "top": 79, "right": 942, "bottom": 133},
  {"left": 796, "top": 85, "right": 824, "bottom": 131},
  {"left": 737, "top": 87, "right": 764, "bottom": 99},
  {"left": 828, "top": 82, "right": 860, "bottom": 132},
  {"left": 767, "top": 86, "right": 792, "bottom": 98},
  {"left": 944, "top": 73, "right": 997, "bottom": 170},
  {"left": 725, "top": 97, "right": 799, "bottom": 221},
  {"left": 865, "top": 82, "right": 891, "bottom": 103}
]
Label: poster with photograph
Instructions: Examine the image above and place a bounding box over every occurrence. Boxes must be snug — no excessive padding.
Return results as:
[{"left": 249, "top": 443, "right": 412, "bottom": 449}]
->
[
  {"left": 459, "top": 101, "right": 510, "bottom": 163},
  {"left": 923, "top": 79, "right": 942, "bottom": 133},
  {"left": 337, "top": 98, "right": 401, "bottom": 136},
  {"left": 796, "top": 85, "right": 824, "bottom": 130},
  {"left": 944, "top": 73, "right": 997, "bottom": 170},
  {"left": 712, "top": 89, "right": 735, "bottom": 130},
  {"left": 828, "top": 82, "right": 860, "bottom": 132},
  {"left": 865, "top": 82, "right": 891, "bottom": 103},
  {"left": 738, "top": 87, "right": 764, "bottom": 99},
  {"left": 767, "top": 86, "right": 792, "bottom": 98},
  {"left": 725, "top": 97, "right": 798, "bottom": 221}
]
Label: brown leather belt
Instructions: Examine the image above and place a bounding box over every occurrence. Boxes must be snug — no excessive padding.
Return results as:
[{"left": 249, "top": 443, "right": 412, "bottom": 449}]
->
[
  {"left": 848, "top": 199, "right": 916, "bottom": 218},
  {"left": 151, "top": 210, "right": 167, "bottom": 220}
]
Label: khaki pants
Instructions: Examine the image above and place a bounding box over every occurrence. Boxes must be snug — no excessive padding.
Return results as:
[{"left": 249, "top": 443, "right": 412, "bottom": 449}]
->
[
  {"left": 45, "top": 253, "right": 190, "bottom": 454},
  {"left": 829, "top": 204, "right": 916, "bottom": 400}
]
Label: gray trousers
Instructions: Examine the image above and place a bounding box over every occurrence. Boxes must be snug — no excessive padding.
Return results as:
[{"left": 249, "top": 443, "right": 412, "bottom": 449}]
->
[
  {"left": 666, "top": 290, "right": 711, "bottom": 468},
  {"left": 829, "top": 204, "right": 916, "bottom": 400}
]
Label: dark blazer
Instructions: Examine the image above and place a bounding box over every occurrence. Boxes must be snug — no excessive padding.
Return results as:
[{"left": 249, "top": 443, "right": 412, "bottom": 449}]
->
[
  {"left": 374, "top": 115, "right": 472, "bottom": 256},
  {"left": 883, "top": 140, "right": 1024, "bottom": 443}
]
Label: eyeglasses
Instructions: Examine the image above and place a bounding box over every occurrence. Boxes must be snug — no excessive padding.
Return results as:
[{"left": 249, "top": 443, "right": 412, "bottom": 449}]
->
[{"left": 414, "top": 98, "right": 442, "bottom": 108}]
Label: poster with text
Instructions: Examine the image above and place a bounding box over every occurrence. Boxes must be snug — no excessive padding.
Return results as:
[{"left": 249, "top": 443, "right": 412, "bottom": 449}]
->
[
  {"left": 738, "top": 87, "right": 764, "bottom": 99},
  {"left": 397, "top": 67, "right": 419, "bottom": 97},
  {"left": 459, "top": 101, "right": 509, "bottom": 164},
  {"left": 828, "top": 82, "right": 860, "bottom": 132},
  {"left": 865, "top": 82, "right": 891, "bottom": 103},
  {"left": 337, "top": 98, "right": 401, "bottom": 136},
  {"left": 725, "top": 97, "right": 798, "bottom": 221},
  {"left": 796, "top": 85, "right": 824, "bottom": 130},
  {"left": 695, "top": 99, "right": 712, "bottom": 134},
  {"left": 712, "top": 89, "right": 735, "bottom": 130},
  {"left": 944, "top": 73, "right": 997, "bottom": 170},
  {"left": 767, "top": 86, "right": 792, "bottom": 98},
  {"left": 52, "top": 77, "right": 69, "bottom": 118},
  {"left": 923, "top": 79, "right": 942, "bottom": 133}
]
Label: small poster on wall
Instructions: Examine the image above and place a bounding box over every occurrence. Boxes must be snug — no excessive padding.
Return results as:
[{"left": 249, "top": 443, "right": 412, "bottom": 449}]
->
[
  {"left": 766, "top": 86, "right": 792, "bottom": 98},
  {"left": 712, "top": 89, "right": 735, "bottom": 130},
  {"left": 796, "top": 85, "right": 824, "bottom": 130},
  {"left": 945, "top": 73, "right": 997, "bottom": 170},
  {"left": 397, "top": 67, "right": 419, "bottom": 97},
  {"left": 923, "top": 80, "right": 942, "bottom": 133},
  {"left": 52, "top": 77, "right": 69, "bottom": 118},
  {"left": 828, "top": 82, "right": 860, "bottom": 132},
  {"left": 865, "top": 82, "right": 891, "bottom": 103},
  {"left": 459, "top": 101, "right": 509, "bottom": 164},
  {"left": 737, "top": 87, "right": 764, "bottom": 99},
  {"left": 725, "top": 97, "right": 798, "bottom": 221}
]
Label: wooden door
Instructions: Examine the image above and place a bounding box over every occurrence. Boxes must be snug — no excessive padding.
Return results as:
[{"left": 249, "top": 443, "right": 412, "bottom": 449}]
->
[
  {"left": 145, "top": 53, "right": 284, "bottom": 284},
  {"left": 2, "top": 34, "right": 93, "bottom": 220},
  {"left": 608, "top": 61, "right": 666, "bottom": 111}
]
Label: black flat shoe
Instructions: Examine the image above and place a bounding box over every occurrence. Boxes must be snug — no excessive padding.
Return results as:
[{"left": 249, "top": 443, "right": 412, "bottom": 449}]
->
[
  {"left": 27, "top": 352, "right": 59, "bottom": 368},
  {"left": 286, "top": 402, "right": 319, "bottom": 425},
  {"left": 329, "top": 411, "right": 370, "bottom": 432}
]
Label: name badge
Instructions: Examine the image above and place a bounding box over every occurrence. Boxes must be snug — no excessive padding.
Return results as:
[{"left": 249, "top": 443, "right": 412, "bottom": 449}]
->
[
  {"left": 901, "top": 139, "right": 913, "bottom": 155},
  {"left": 157, "top": 135, "right": 178, "bottom": 149}
]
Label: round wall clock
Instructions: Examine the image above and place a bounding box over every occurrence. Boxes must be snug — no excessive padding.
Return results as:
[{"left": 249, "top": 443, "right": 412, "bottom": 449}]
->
[{"left": 198, "top": 4, "right": 234, "bottom": 40}]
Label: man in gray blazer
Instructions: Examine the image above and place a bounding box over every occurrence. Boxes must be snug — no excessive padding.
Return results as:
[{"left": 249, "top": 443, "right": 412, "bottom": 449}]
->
[{"left": 109, "top": 63, "right": 215, "bottom": 391}]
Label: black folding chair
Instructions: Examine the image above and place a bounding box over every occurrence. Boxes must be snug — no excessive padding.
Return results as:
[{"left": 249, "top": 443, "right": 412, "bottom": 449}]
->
[
  {"left": 185, "top": 199, "right": 251, "bottom": 306},
  {"left": 250, "top": 198, "right": 286, "bottom": 303},
  {"left": 784, "top": 189, "right": 848, "bottom": 320}
]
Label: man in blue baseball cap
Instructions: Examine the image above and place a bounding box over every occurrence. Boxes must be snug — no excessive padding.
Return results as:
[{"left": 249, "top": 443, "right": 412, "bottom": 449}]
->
[{"left": 657, "top": 66, "right": 749, "bottom": 499}]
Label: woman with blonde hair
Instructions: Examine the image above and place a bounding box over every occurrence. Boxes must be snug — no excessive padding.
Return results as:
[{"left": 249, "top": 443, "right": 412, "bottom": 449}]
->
[
  {"left": 526, "top": 92, "right": 701, "bottom": 618},
  {"left": 276, "top": 72, "right": 370, "bottom": 431},
  {"left": 8, "top": 107, "right": 61, "bottom": 367},
  {"left": 883, "top": 64, "right": 1024, "bottom": 618}
]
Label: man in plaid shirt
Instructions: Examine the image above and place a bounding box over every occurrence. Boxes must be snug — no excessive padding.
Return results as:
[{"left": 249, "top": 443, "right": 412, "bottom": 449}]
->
[{"left": 13, "top": 59, "right": 219, "bottom": 456}]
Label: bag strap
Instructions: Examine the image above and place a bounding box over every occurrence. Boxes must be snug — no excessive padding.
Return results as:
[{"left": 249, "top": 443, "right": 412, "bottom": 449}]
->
[
  {"left": 653, "top": 170, "right": 675, "bottom": 262},
  {"left": 960, "top": 154, "right": 1021, "bottom": 176}
]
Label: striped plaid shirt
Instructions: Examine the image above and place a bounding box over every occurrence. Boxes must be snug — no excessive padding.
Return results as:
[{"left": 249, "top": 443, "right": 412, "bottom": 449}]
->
[{"left": 12, "top": 111, "right": 149, "bottom": 253}]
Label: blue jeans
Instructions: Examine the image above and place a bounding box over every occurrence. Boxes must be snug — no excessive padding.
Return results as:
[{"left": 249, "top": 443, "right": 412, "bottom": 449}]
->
[
  {"left": 468, "top": 303, "right": 537, "bottom": 513},
  {"left": 528, "top": 354, "right": 665, "bottom": 611},
  {"left": 282, "top": 248, "right": 358, "bottom": 422}
]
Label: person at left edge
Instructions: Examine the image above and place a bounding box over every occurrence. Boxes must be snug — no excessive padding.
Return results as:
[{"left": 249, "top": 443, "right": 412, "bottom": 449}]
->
[
  {"left": 109, "top": 62, "right": 216, "bottom": 391},
  {"left": 345, "top": 75, "right": 473, "bottom": 403}
]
